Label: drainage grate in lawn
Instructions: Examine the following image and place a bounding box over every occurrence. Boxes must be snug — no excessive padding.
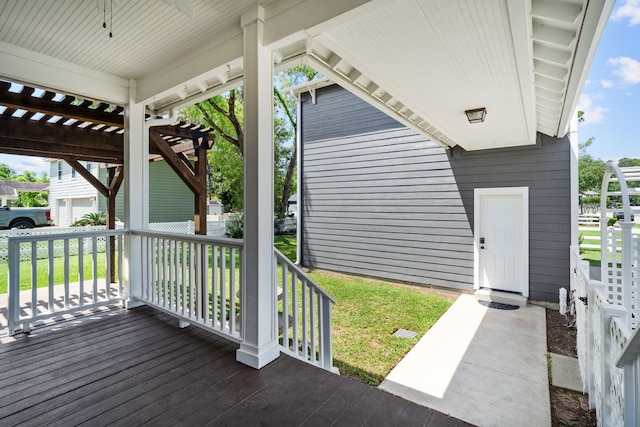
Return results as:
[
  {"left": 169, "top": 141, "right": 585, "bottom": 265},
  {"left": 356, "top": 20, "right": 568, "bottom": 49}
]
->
[
  {"left": 478, "top": 301, "right": 519, "bottom": 310},
  {"left": 392, "top": 328, "right": 418, "bottom": 338}
]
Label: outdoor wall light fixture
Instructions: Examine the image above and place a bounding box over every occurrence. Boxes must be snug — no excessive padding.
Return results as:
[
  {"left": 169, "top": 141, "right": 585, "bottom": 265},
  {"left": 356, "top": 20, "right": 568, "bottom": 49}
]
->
[{"left": 465, "top": 107, "right": 487, "bottom": 124}]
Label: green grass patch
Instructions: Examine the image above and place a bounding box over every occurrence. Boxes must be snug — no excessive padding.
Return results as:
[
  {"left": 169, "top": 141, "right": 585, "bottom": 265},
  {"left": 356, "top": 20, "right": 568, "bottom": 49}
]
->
[
  {"left": 0, "top": 254, "right": 110, "bottom": 294},
  {"left": 580, "top": 250, "right": 601, "bottom": 267},
  {"left": 309, "top": 270, "right": 452, "bottom": 386},
  {"left": 274, "top": 235, "right": 297, "bottom": 261}
]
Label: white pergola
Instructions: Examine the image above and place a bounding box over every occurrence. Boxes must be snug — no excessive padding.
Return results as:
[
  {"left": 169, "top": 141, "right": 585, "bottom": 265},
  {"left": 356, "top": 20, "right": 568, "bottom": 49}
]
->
[{"left": 0, "top": 0, "right": 614, "bottom": 368}]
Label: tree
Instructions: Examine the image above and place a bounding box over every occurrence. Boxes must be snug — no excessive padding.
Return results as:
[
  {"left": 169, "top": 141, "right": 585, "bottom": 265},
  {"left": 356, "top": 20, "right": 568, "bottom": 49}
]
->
[
  {"left": 274, "top": 65, "right": 321, "bottom": 217},
  {"left": 180, "top": 70, "right": 314, "bottom": 216},
  {"left": 618, "top": 157, "right": 640, "bottom": 168},
  {"left": 0, "top": 164, "right": 16, "bottom": 180},
  {"left": 578, "top": 137, "right": 606, "bottom": 193},
  {"left": 13, "top": 170, "right": 49, "bottom": 207},
  {"left": 180, "top": 90, "right": 245, "bottom": 212}
]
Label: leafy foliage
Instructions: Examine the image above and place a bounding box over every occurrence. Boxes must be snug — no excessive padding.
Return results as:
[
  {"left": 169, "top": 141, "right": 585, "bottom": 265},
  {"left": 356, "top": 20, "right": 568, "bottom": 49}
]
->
[
  {"left": 178, "top": 66, "right": 320, "bottom": 216},
  {"left": 578, "top": 138, "right": 606, "bottom": 193},
  {"left": 0, "top": 165, "right": 49, "bottom": 207},
  {"left": 225, "top": 212, "right": 244, "bottom": 238},
  {"left": 71, "top": 211, "right": 107, "bottom": 226}
]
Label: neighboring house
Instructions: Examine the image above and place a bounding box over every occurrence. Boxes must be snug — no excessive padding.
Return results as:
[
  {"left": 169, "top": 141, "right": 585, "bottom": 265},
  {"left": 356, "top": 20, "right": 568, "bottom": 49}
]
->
[
  {"left": 48, "top": 159, "right": 193, "bottom": 226},
  {"left": 296, "top": 84, "right": 571, "bottom": 303},
  {"left": 0, "top": 180, "right": 49, "bottom": 206}
]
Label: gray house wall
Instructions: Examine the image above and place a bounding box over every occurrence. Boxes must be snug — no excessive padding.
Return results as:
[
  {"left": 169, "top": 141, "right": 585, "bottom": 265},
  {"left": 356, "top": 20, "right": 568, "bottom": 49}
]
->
[{"left": 300, "top": 84, "right": 571, "bottom": 302}]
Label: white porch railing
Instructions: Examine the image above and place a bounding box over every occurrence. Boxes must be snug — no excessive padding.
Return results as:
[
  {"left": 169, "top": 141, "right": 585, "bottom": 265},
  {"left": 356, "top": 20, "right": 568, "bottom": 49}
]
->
[
  {"left": 6, "top": 228, "right": 335, "bottom": 371},
  {"left": 133, "top": 230, "right": 243, "bottom": 342},
  {"left": 275, "top": 248, "right": 335, "bottom": 371},
  {"left": 7, "top": 229, "right": 126, "bottom": 335},
  {"left": 571, "top": 246, "right": 639, "bottom": 427}
]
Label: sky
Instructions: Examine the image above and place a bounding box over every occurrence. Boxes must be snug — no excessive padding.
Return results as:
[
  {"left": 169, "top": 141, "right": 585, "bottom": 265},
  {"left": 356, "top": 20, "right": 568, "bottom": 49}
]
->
[
  {"left": 0, "top": 0, "right": 638, "bottom": 176},
  {"left": 577, "top": 0, "right": 640, "bottom": 161}
]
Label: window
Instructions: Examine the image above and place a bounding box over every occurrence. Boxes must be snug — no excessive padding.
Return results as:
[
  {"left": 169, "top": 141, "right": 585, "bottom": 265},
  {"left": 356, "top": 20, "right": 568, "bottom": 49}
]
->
[
  {"left": 86, "top": 162, "right": 92, "bottom": 173},
  {"left": 57, "top": 161, "right": 62, "bottom": 181},
  {"left": 71, "top": 168, "right": 76, "bottom": 179}
]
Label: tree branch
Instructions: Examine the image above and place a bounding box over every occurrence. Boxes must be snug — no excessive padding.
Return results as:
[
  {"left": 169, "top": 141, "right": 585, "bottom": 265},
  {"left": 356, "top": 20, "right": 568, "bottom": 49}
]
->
[
  {"left": 196, "top": 102, "right": 239, "bottom": 149},
  {"left": 275, "top": 88, "right": 296, "bottom": 129},
  {"left": 227, "top": 90, "right": 243, "bottom": 152}
]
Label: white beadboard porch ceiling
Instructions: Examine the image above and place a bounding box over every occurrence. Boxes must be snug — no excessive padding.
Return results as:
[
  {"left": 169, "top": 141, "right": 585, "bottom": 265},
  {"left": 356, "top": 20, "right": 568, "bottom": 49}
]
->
[
  {"left": 0, "top": 0, "right": 613, "bottom": 151},
  {"left": 0, "top": 0, "right": 256, "bottom": 79}
]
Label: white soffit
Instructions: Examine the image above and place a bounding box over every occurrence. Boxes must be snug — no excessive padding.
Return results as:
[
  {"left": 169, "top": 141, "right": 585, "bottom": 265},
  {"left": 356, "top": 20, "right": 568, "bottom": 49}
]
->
[
  {"left": 309, "top": 0, "right": 534, "bottom": 150},
  {"left": 0, "top": 0, "right": 613, "bottom": 148},
  {"left": 305, "top": 0, "right": 606, "bottom": 151}
]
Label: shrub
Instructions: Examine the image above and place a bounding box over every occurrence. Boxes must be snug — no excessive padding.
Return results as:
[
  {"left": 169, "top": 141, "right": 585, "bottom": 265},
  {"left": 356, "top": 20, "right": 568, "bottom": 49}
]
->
[
  {"left": 71, "top": 211, "right": 107, "bottom": 226},
  {"left": 226, "top": 212, "right": 244, "bottom": 238},
  {"left": 608, "top": 217, "right": 617, "bottom": 227}
]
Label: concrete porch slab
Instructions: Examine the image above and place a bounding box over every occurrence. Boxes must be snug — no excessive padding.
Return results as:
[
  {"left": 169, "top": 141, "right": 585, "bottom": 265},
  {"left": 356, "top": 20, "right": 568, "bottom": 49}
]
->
[
  {"left": 380, "top": 294, "right": 550, "bottom": 427},
  {"left": 475, "top": 288, "right": 528, "bottom": 307}
]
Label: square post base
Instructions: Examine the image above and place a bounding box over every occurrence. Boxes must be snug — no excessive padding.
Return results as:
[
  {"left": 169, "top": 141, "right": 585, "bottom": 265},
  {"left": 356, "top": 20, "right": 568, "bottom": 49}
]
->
[{"left": 236, "top": 341, "right": 280, "bottom": 369}]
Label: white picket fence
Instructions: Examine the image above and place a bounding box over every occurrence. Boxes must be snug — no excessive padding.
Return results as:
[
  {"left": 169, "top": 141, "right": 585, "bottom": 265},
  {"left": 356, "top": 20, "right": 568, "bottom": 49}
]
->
[
  {"left": 571, "top": 246, "right": 640, "bottom": 426},
  {"left": 148, "top": 220, "right": 227, "bottom": 236}
]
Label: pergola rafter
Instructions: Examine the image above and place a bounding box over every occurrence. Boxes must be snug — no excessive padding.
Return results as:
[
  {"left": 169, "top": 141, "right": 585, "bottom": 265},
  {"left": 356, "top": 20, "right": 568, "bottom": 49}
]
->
[{"left": 0, "top": 80, "right": 217, "bottom": 237}]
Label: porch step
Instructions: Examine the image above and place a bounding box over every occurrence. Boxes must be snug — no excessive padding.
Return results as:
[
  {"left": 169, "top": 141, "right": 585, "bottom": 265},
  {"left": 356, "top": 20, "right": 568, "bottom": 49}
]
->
[{"left": 474, "top": 289, "right": 527, "bottom": 307}]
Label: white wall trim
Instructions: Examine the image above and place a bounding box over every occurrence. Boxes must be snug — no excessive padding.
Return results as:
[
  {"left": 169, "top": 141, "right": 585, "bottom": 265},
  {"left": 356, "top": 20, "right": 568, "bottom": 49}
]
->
[
  {"left": 474, "top": 186, "right": 529, "bottom": 297},
  {"left": 0, "top": 41, "right": 129, "bottom": 105},
  {"left": 569, "top": 114, "right": 579, "bottom": 246}
]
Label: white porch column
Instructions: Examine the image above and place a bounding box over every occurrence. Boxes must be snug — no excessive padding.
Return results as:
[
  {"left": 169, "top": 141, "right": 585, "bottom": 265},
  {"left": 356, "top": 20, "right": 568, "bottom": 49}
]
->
[
  {"left": 236, "top": 5, "right": 280, "bottom": 369},
  {"left": 123, "top": 80, "right": 148, "bottom": 308}
]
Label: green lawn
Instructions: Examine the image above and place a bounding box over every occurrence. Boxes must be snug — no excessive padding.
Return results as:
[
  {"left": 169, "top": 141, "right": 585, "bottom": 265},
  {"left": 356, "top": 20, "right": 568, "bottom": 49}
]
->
[
  {"left": 580, "top": 249, "right": 601, "bottom": 267},
  {"left": 579, "top": 224, "right": 640, "bottom": 267},
  {"left": 275, "top": 234, "right": 453, "bottom": 386},
  {"left": 0, "top": 254, "right": 110, "bottom": 294}
]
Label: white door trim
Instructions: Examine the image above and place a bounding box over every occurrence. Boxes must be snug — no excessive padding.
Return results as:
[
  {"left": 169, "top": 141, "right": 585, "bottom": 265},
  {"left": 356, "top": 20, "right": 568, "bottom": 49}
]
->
[{"left": 473, "top": 187, "right": 529, "bottom": 297}]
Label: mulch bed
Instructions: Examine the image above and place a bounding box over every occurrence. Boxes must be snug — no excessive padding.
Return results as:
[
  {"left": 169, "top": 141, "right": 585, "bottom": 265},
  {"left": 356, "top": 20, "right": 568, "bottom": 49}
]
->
[{"left": 546, "top": 308, "right": 596, "bottom": 427}]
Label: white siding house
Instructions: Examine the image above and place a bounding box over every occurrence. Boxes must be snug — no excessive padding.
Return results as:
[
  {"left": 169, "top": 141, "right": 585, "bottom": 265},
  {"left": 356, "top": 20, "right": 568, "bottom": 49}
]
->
[
  {"left": 48, "top": 160, "right": 194, "bottom": 226},
  {"left": 48, "top": 160, "right": 98, "bottom": 226}
]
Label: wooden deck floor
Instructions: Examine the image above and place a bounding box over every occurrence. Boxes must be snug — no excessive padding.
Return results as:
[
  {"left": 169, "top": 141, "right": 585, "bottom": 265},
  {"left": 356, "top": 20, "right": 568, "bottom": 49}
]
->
[{"left": 0, "top": 305, "right": 470, "bottom": 426}]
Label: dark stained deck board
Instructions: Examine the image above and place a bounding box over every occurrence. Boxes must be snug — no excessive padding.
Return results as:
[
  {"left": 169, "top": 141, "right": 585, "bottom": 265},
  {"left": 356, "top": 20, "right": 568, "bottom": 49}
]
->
[{"left": 0, "top": 306, "right": 472, "bottom": 426}]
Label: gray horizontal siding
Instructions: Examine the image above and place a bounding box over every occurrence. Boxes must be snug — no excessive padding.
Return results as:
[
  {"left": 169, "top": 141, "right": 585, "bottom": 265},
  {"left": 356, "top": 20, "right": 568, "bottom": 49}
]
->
[{"left": 301, "top": 85, "right": 571, "bottom": 302}]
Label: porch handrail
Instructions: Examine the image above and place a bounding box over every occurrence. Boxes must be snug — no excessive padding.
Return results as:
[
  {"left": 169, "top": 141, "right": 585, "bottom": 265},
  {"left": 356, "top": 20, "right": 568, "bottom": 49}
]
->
[
  {"left": 8, "top": 229, "right": 127, "bottom": 335},
  {"left": 274, "top": 247, "right": 335, "bottom": 371},
  {"left": 131, "top": 229, "right": 243, "bottom": 343}
]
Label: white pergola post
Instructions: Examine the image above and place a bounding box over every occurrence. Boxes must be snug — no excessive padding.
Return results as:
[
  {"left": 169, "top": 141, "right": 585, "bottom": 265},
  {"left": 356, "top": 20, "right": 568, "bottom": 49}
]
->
[
  {"left": 236, "top": 5, "right": 280, "bottom": 369},
  {"left": 123, "top": 80, "right": 148, "bottom": 308}
]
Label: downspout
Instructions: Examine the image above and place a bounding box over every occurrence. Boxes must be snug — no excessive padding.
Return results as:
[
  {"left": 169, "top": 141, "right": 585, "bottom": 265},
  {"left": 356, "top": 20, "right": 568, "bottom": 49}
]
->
[{"left": 294, "top": 93, "right": 302, "bottom": 265}]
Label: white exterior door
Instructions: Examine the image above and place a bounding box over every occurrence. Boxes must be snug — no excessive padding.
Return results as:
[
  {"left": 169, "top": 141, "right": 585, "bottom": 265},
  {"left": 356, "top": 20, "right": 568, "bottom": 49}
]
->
[{"left": 474, "top": 187, "right": 529, "bottom": 296}]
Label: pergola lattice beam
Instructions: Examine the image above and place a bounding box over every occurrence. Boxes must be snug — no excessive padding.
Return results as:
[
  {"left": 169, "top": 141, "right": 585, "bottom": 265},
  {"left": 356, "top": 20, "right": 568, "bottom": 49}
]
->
[{"left": 0, "top": 81, "right": 124, "bottom": 128}]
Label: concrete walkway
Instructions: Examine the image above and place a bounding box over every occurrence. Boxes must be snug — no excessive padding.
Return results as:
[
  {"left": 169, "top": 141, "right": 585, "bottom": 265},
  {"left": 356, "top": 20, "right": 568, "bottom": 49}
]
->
[{"left": 380, "top": 294, "right": 550, "bottom": 427}]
